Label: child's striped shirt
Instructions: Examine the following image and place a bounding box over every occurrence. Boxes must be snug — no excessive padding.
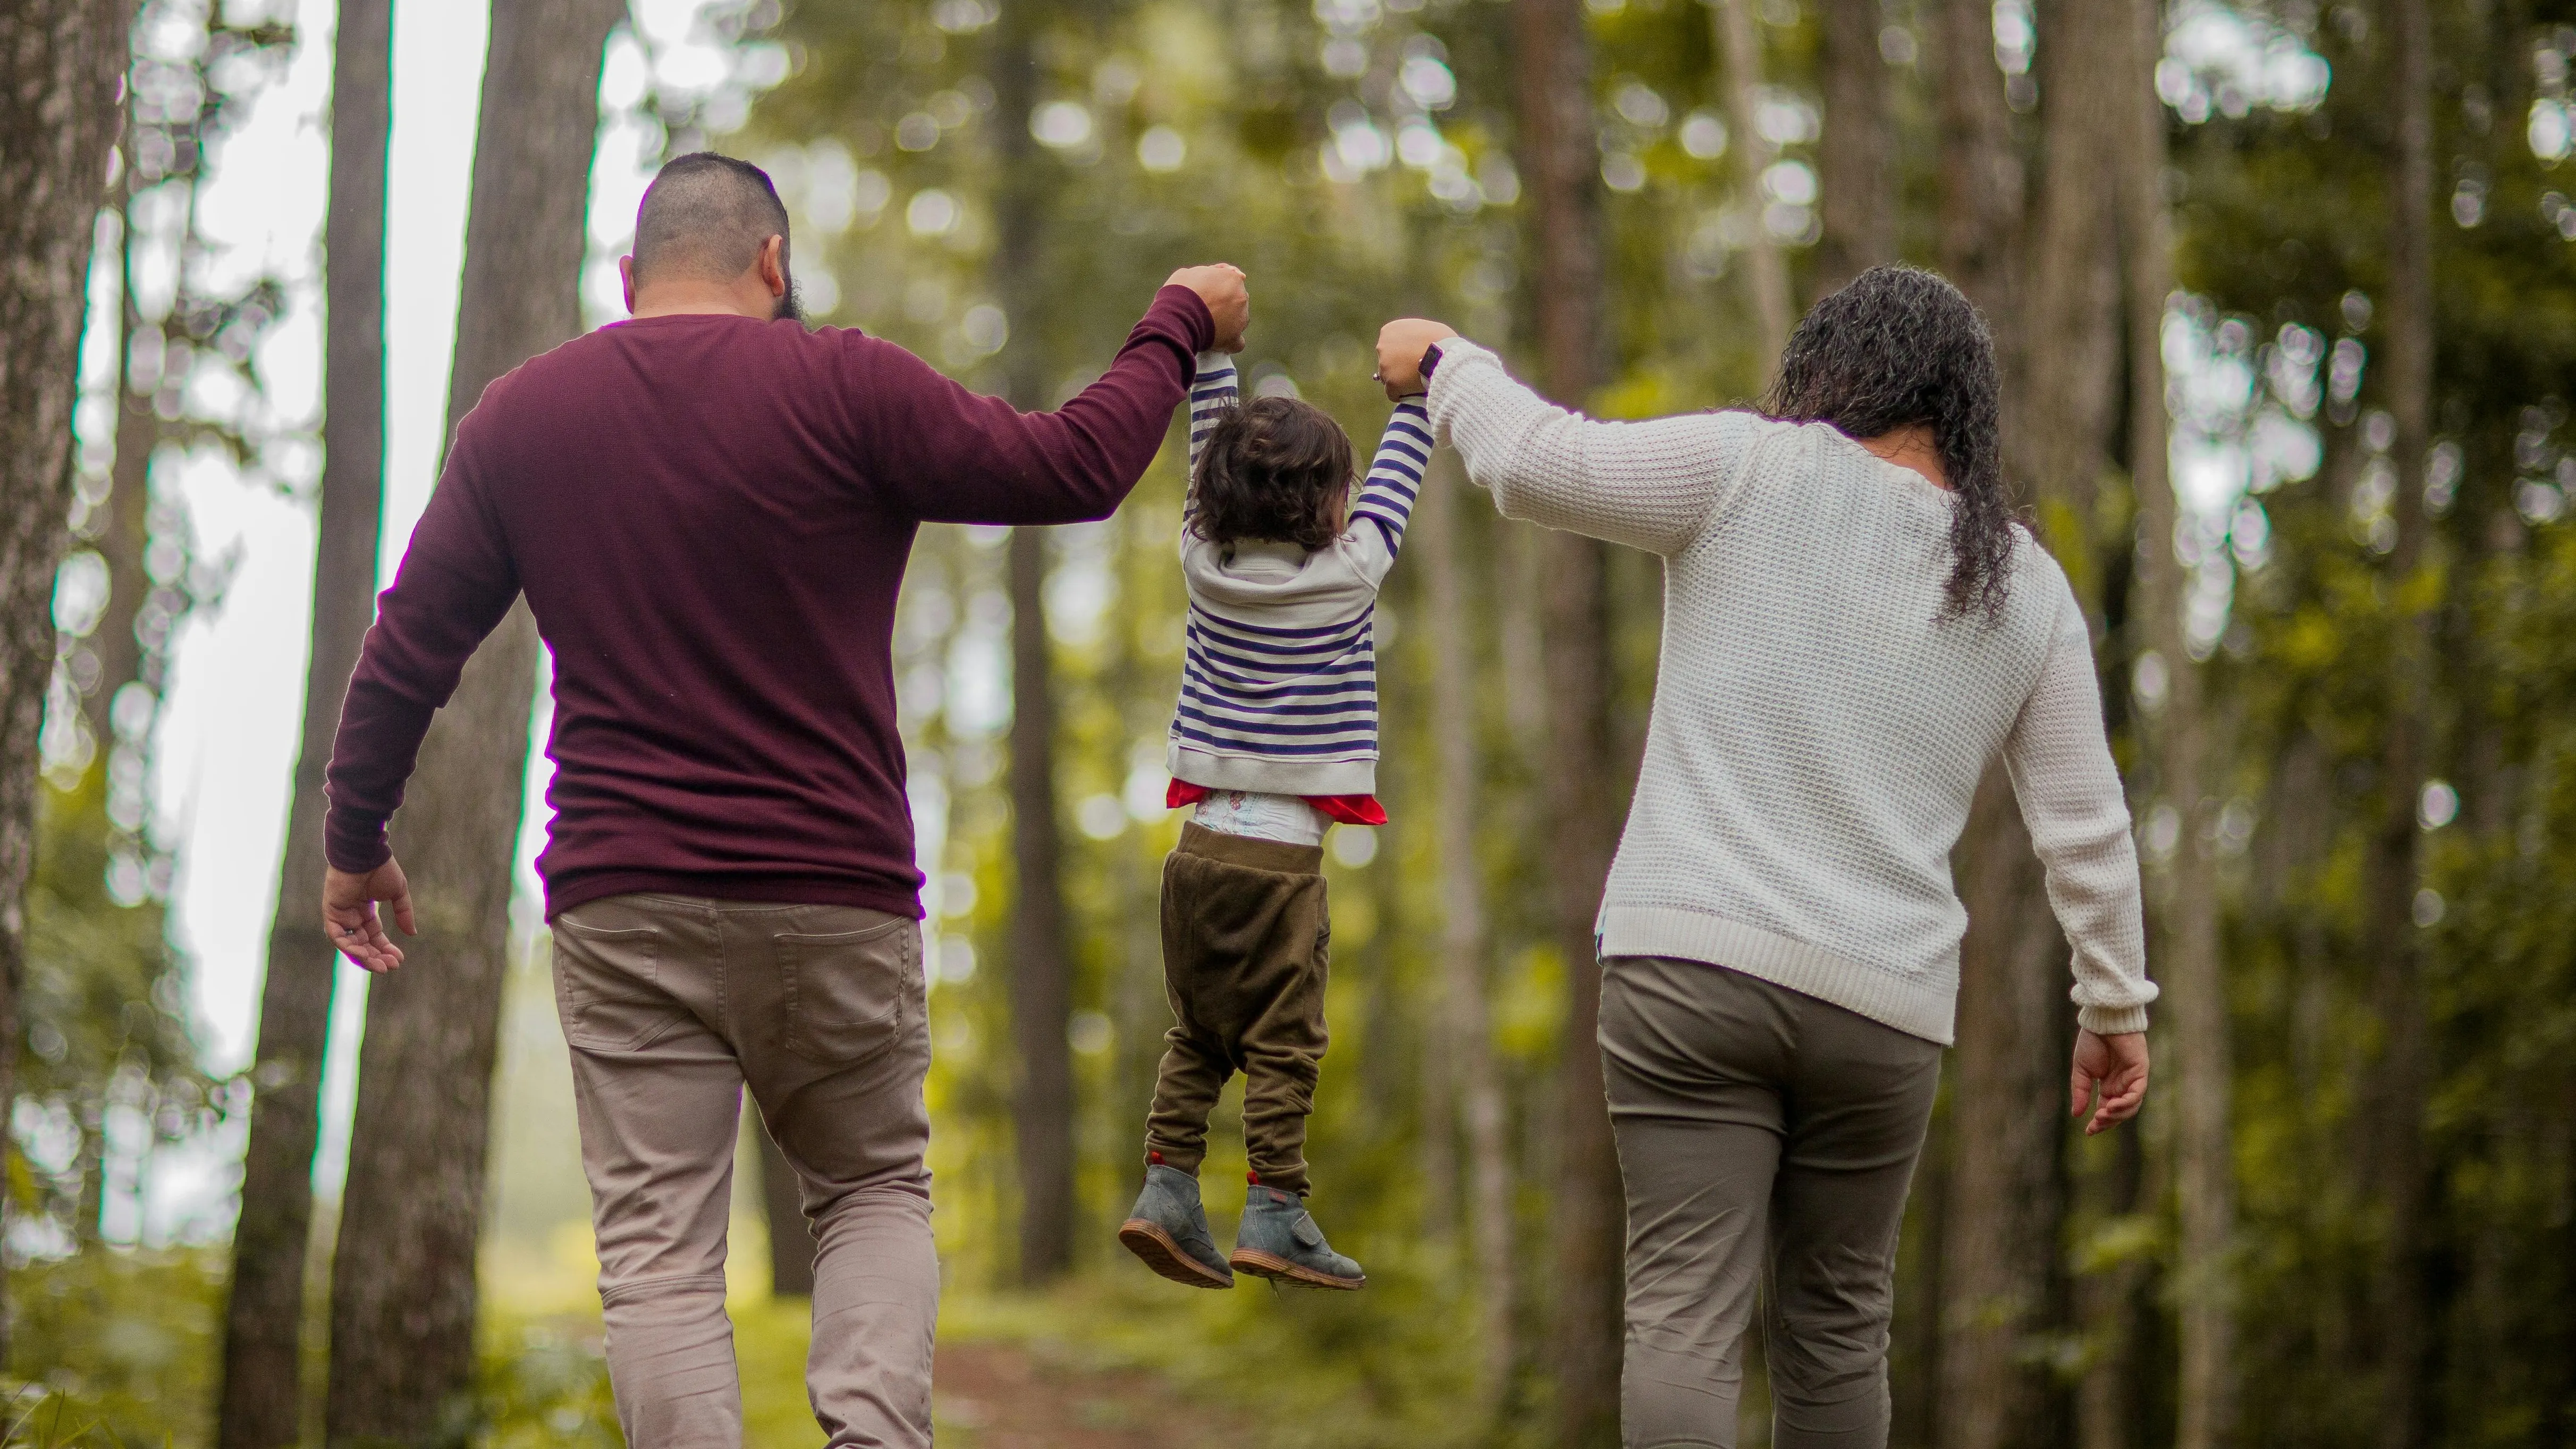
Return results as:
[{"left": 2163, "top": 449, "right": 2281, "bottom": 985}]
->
[{"left": 1163, "top": 354, "right": 1431, "bottom": 803}]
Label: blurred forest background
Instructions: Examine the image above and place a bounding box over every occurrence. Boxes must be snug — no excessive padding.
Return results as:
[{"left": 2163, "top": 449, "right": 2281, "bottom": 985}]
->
[{"left": 3, "top": 0, "right": 2574, "bottom": 1444}]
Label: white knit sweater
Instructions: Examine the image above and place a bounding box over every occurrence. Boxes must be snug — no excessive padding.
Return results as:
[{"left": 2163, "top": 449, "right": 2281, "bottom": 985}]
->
[{"left": 1426, "top": 339, "right": 2155, "bottom": 1044}]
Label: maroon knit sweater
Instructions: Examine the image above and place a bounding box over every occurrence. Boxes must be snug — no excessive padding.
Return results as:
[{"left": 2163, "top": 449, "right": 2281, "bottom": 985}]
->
[{"left": 324, "top": 285, "right": 1214, "bottom": 919}]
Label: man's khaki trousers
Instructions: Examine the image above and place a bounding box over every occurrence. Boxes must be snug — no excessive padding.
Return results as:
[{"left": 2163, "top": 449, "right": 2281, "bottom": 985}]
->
[{"left": 551, "top": 894, "right": 938, "bottom": 1448}]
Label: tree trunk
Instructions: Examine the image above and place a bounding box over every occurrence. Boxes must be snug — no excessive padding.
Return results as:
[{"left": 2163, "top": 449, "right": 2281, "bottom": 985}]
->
[
  {"left": 0, "top": 0, "right": 130, "bottom": 1372},
  {"left": 1711, "top": 0, "right": 1794, "bottom": 378},
  {"left": 1938, "top": 777, "right": 2073, "bottom": 1449},
  {"left": 1006, "top": 522, "right": 1076, "bottom": 1283},
  {"left": 2115, "top": 1, "right": 2235, "bottom": 1443},
  {"left": 2368, "top": 0, "right": 2435, "bottom": 1442},
  {"left": 83, "top": 271, "right": 155, "bottom": 755},
  {"left": 216, "top": 3, "right": 392, "bottom": 1444},
  {"left": 757, "top": 1119, "right": 816, "bottom": 1296},
  {"left": 989, "top": 6, "right": 1077, "bottom": 1287},
  {"left": 1422, "top": 448, "right": 1515, "bottom": 1410},
  {"left": 323, "top": 3, "right": 622, "bottom": 1438},
  {"left": 1935, "top": 0, "right": 2024, "bottom": 325},
  {"left": 2016, "top": 0, "right": 2125, "bottom": 536},
  {"left": 1813, "top": 0, "right": 1896, "bottom": 299},
  {"left": 1927, "top": 7, "right": 2054, "bottom": 1446},
  {"left": 1515, "top": 1, "right": 1622, "bottom": 1439}
]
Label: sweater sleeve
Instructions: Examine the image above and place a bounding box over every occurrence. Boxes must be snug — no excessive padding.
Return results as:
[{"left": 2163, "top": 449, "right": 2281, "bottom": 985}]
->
[
  {"left": 2001, "top": 576, "right": 2158, "bottom": 1035},
  {"left": 1422, "top": 338, "right": 1760, "bottom": 558},
  {"left": 856, "top": 284, "right": 1214, "bottom": 526},
  {"left": 323, "top": 422, "right": 524, "bottom": 873},
  {"left": 1344, "top": 397, "right": 1432, "bottom": 583}
]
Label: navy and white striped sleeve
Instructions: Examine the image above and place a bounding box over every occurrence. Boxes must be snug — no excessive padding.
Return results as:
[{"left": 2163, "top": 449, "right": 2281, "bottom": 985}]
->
[
  {"left": 1348, "top": 398, "right": 1432, "bottom": 570},
  {"left": 1187, "top": 352, "right": 1239, "bottom": 477}
]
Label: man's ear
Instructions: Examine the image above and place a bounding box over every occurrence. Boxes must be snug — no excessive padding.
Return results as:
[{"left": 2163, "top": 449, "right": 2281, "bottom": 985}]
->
[
  {"left": 619, "top": 255, "right": 638, "bottom": 314},
  {"left": 759, "top": 234, "right": 788, "bottom": 297}
]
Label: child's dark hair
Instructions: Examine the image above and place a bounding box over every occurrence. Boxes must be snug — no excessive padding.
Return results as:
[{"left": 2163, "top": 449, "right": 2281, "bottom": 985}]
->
[{"left": 1187, "top": 397, "right": 1355, "bottom": 551}]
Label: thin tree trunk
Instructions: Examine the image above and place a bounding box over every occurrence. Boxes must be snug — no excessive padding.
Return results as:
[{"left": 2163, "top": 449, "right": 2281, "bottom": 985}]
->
[
  {"left": 0, "top": 0, "right": 130, "bottom": 1371},
  {"left": 84, "top": 266, "right": 156, "bottom": 753},
  {"left": 2017, "top": 0, "right": 2125, "bottom": 535},
  {"left": 323, "top": 3, "right": 622, "bottom": 1438},
  {"left": 1496, "top": 521, "right": 1548, "bottom": 765},
  {"left": 1814, "top": 0, "right": 1896, "bottom": 298},
  {"left": 1711, "top": 0, "right": 1794, "bottom": 377},
  {"left": 1935, "top": 0, "right": 2024, "bottom": 325},
  {"left": 1516, "top": 1, "right": 1623, "bottom": 1439},
  {"left": 216, "top": 3, "right": 392, "bottom": 1443},
  {"left": 1422, "top": 449, "right": 1516, "bottom": 1410},
  {"left": 1927, "top": 6, "right": 2051, "bottom": 1444},
  {"left": 1938, "top": 777, "right": 2072, "bottom": 1449},
  {"left": 757, "top": 1120, "right": 815, "bottom": 1296},
  {"left": 990, "top": 5, "right": 1077, "bottom": 1287},
  {"left": 2115, "top": 0, "right": 2235, "bottom": 1441},
  {"left": 2368, "top": 0, "right": 2435, "bottom": 1442},
  {"left": 1006, "top": 523, "right": 1075, "bottom": 1283}
]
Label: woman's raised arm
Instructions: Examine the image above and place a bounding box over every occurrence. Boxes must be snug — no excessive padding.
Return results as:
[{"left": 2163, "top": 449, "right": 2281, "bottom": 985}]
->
[{"left": 1380, "top": 323, "right": 1762, "bottom": 558}]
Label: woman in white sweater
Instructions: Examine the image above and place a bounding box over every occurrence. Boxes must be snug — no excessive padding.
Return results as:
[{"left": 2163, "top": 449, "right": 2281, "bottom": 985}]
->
[{"left": 1375, "top": 265, "right": 2155, "bottom": 1449}]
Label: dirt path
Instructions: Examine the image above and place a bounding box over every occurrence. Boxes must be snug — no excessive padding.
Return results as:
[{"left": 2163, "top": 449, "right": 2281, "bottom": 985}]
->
[{"left": 931, "top": 1340, "right": 1223, "bottom": 1448}]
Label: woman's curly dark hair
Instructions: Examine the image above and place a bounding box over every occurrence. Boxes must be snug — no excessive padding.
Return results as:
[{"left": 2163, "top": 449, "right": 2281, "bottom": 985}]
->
[
  {"left": 1187, "top": 395, "right": 1355, "bottom": 551},
  {"left": 1760, "top": 264, "right": 2016, "bottom": 621}
]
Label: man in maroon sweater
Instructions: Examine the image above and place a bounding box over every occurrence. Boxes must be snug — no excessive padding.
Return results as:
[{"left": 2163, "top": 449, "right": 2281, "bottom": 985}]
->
[{"left": 318, "top": 153, "right": 1246, "bottom": 1446}]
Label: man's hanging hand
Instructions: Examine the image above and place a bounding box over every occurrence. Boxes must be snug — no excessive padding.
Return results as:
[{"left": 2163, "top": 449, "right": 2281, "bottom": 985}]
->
[{"left": 324, "top": 858, "right": 417, "bottom": 974}]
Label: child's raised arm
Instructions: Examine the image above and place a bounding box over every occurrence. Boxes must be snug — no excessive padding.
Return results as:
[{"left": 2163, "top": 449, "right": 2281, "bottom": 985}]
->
[
  {"left": 1348, "top": 396, "right": 1432, "bottom": 579},
  {"left": 1186, "top": 352, "right": 1239, "bottom": 481}
]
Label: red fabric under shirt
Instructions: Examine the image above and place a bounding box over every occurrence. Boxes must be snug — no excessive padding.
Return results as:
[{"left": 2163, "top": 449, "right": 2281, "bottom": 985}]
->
[{"left": 1166, "top": 779, "right": 1388, "bottom": 827}]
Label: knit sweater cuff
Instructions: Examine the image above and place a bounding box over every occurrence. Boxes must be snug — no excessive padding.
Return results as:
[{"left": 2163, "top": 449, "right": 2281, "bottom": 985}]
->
[{"left": 2076, "top": 1001, "right": 2151, "bottom": 1035}]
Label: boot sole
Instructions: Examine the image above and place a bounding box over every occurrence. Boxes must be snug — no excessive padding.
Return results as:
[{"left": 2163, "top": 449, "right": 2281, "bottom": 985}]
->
[
  {"left": 1228, "top": 1248, "right": 1364, "bottom": 1291},
  {"left": 1119, "top": 1219, "right": 1235, "bottom": 1288}
]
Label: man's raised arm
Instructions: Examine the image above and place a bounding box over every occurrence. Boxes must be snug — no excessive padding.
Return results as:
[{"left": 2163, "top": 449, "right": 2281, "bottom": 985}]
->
[{"left": 862, "top": 266, "right": 1248, "bottom": 527}]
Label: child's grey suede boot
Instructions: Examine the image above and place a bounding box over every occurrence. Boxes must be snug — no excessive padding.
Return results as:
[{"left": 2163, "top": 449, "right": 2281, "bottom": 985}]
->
[
  {"left": 1118, "top": 1162, "right": 1235, "bottom": 1288},
  {"left": 1229, "top": 1183, "right": 1364, "bottom": 1290}
]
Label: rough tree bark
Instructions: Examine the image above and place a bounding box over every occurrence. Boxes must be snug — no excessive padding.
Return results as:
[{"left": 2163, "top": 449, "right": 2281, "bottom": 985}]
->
[
  {"left": 1930, "top": 2, "right": 2076, "bottom": 1443},
  {"left": 1935, "top": 0, "right": 2024, "bottom": 327},
  {"left": 1711, "top": 0, "right": 1794, "bottom": 377},
  {"left": 2017, "top": 0, "right": 2125, "bottom": 538},
  {"left": 322, "top": 3, "right": 623, "bottom": 1439},
  {"left": 1514, "top": 0, "right": 1624, "bottom": 1440},
  {"left": 1421, "top": 448, "right": 1516, "bottom": 1410},
  {"left": 989, "top": 2, "right": 1077, "bottom": 1287},
  {"left": 83, "top": 261, "right": 156, "bottom": 754},
  {"left": 0, "top": 0, "right": 131, "bottom": 1374},
  {"left": 215, "top": 3, "right": 392, "bottom": 1443},
  {"left": 2116, "top": 0, "right": 2236, "bottom": 1441},
  {"left": 2368, "top": 0, "right": 2436, "bottom": 1443},
  {"left": 1937, "top": 779, "right": 2074, "bottom": 1449},
  {"left": 1813, "top": 0, "right": 1896, "bottom": 298}
]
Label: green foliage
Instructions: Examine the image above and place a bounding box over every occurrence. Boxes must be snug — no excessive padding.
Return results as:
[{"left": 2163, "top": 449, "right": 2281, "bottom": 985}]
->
[
  {"left": 12, "top": 771, "right": 214, "bottom": 1257},
  {"left": 4, "top": 1248, "right": 222, "bottom": 1446}
]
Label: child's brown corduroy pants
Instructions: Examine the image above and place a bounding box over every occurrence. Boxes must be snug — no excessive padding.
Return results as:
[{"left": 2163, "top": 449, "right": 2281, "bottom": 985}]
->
[{"left": 1144, "top": 822, "right": 1333, "bottom": 1195}]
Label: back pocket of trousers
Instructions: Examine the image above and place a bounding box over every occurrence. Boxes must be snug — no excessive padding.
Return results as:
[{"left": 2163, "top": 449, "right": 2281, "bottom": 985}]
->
[
  {"left": 778, "top": 916, "right": 914, "bottom": 1064},
  {"left": 553, "top": 913, "right": 678, "bottom": 1054}
]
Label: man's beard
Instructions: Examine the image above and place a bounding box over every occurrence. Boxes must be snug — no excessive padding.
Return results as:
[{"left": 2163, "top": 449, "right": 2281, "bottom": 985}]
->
[{"left": 773, "top": 276, "right": 805, "bottom": 325}]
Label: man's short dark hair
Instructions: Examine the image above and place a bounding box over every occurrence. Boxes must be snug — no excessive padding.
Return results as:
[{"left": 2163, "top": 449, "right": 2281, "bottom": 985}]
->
[{"left": 632, "top": 152, "right": 792, "bottom": 285}]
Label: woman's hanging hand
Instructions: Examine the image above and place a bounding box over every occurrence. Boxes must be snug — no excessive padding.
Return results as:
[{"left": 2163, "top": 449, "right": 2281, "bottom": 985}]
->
[{"left": 2069, "top": 1028, "right": 2150, "bottom": 1135}]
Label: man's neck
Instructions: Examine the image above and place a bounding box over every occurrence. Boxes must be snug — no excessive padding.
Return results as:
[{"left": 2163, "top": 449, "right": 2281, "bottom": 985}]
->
[{"left": 629, "top": 282, "right": 771, "bottom": 321}]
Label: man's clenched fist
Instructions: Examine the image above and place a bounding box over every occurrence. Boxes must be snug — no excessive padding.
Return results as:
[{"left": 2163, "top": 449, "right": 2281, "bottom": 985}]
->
[{"left": 1167, "top": 264, "right": 1250, "bottom": 353}]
